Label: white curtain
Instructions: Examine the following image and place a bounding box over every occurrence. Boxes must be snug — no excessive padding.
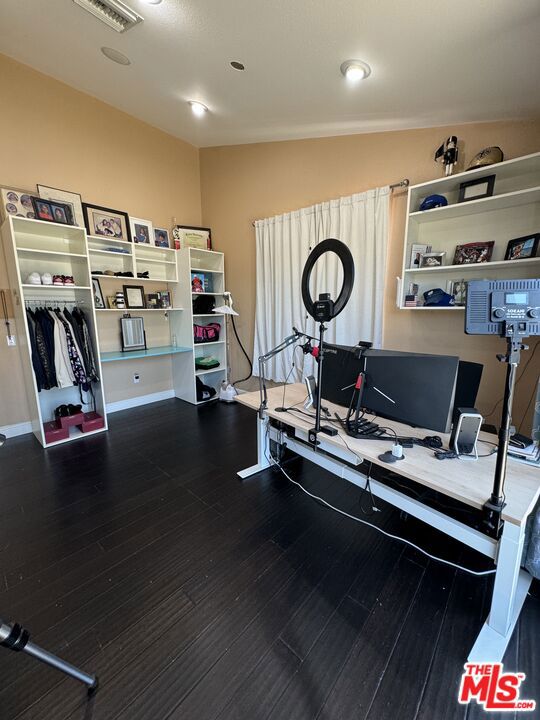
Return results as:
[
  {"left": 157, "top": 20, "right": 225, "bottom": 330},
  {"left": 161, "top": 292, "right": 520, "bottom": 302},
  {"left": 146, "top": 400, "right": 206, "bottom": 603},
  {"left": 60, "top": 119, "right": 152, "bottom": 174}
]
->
[{"left": 254, "top": 186, "right": 390, "bottom": 382}]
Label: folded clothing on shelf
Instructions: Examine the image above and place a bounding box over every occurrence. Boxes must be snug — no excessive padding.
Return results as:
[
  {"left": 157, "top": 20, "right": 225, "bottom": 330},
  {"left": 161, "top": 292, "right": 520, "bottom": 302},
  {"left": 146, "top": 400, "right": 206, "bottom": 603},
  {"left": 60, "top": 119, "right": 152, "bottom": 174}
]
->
[{"left": 195, "top": 356, "right": 220, "bottom": 370}]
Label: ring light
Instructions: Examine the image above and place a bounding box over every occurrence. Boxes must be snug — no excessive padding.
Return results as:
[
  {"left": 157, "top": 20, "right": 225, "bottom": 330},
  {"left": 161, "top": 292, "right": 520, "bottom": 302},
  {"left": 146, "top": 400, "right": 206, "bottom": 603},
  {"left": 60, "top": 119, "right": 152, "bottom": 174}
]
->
[{"left": 301, "top": 238, "right": 355, "bottom": 321}]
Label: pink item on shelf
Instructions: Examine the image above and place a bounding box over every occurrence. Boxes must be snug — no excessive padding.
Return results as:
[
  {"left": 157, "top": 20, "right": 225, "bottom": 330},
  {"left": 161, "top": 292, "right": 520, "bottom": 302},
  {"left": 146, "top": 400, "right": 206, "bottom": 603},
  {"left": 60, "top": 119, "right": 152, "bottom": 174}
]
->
[
  {"left": 79, "top": 412, "right": 105, "bottom": 433},
  {"left": 57, "top": 412, "right": 85, "bottom": 429},
  {"left": 43, "top": 421, "right": 69, "bottom": 443}
]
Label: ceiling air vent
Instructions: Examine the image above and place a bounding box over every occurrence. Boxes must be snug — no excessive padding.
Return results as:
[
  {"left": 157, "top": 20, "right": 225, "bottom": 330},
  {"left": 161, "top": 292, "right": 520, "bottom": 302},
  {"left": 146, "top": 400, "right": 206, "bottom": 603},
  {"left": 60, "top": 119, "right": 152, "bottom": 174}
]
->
[{"left": 72, "top": 0, "right": 143, "bottom": 33}]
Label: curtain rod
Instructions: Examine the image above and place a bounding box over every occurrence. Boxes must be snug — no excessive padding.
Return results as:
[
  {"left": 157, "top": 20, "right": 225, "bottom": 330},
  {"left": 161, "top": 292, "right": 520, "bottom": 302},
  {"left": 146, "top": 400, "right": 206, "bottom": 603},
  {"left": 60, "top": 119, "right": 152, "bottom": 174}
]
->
[{"left": 251, "top": 178, "right": 410, "bottom": 226}]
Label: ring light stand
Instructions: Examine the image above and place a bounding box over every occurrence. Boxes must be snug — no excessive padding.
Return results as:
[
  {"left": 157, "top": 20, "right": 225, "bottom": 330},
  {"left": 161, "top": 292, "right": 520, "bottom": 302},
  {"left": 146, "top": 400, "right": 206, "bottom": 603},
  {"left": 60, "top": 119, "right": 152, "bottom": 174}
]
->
[{"left": 301, "top": 239, "right": 355, "bottom": 444}]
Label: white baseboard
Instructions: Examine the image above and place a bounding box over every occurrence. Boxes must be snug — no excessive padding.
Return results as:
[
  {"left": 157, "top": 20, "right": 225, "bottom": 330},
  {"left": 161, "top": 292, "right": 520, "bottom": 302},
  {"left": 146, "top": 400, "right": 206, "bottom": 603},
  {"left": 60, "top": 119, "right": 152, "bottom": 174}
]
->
[
  {"left": 2, "top": 389, "right": 179, "bottom": 438},
  {"left": 106, "top": 389, "right": 175, "bottom": 414},
  {"left": 0, "top": 421, "right": 33, "bottom": 438}
]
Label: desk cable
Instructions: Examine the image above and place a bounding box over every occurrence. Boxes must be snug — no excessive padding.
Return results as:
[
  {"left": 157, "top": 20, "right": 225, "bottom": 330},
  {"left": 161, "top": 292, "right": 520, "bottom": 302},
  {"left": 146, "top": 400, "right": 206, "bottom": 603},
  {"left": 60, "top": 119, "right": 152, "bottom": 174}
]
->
[{"left": 265, "top": 425, "right": 496, "bottom": 578}]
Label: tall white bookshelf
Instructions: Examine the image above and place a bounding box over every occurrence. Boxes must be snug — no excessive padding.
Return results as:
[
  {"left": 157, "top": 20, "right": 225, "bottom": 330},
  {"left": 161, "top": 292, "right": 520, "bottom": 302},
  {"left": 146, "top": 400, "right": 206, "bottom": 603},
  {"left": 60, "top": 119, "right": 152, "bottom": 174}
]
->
[
  {"left": 398, "top": 152, "right": 540, "bottom": 310},
  {"left": 1, "top": 216, "right": 108, "bottom": 447},
  {"left": 171, "top": 247, "right": 228, "bottom": 404}
]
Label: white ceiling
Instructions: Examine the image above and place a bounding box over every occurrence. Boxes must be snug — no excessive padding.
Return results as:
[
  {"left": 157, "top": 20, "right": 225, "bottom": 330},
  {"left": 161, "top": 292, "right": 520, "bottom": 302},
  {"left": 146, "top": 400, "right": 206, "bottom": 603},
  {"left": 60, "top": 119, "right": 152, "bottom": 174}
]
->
[{"left": 1, "top": 0, "right": 539, "bottom": 148}]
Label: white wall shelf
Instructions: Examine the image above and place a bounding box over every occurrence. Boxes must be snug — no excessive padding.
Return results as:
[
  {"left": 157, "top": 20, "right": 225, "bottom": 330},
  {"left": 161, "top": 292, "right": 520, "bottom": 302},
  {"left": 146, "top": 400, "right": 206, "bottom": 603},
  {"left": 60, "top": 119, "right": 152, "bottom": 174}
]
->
[
  {"left": 1, "top": 216, "right": 108, "bottom": 447},
  {"left": 398, "top": 151, "right": 540, "bottom": 310},
  {"left": 171, "top": 247, "right": 227, "bottom": 404}
]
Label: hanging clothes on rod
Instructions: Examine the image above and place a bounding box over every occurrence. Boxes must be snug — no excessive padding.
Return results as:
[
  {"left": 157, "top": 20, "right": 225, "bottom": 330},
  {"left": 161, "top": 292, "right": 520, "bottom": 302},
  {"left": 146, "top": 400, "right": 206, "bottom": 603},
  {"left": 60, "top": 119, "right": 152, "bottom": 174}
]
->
[{"left": 25, "top": 301, "right": 99, "bottom": 406}]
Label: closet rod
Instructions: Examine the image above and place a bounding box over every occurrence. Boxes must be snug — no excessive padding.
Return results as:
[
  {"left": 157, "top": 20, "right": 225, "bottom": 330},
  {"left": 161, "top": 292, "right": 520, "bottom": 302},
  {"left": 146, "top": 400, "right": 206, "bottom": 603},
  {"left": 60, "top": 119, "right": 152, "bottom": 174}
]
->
[
  {"left": 251, "top": 178, "right": 410, "bottom": 226},
  {"left": 24, "top": 298, "right": 85, "bottom": 306}
]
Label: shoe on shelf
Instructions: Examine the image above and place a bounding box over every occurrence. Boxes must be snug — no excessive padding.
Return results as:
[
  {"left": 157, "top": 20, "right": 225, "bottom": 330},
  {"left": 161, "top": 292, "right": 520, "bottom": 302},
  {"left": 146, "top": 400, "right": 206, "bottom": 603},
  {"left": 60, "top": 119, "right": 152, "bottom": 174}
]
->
[
  {"left": 137, "top": 271, "right": 150, "bottom": 279},
  {"left": 26, "top": 272, "right": 41, "bottom": 285},
  {"left": 41, "top": 273, "right": 53, "bottom": 285},
  {"left": 63, "top": 275, "right": 75, "bottom": 285},
  {"left": 52, "top": 275, "right": 64, "bottom": 285},
  {"left": 104, "top": 270, "right": 115, "bottom": 276},
  {"left": 54, "top": 405, "right": 69, "bottom": 420},
  {"left": 67, "top": 404, "right": 82, "bottom": 415}
]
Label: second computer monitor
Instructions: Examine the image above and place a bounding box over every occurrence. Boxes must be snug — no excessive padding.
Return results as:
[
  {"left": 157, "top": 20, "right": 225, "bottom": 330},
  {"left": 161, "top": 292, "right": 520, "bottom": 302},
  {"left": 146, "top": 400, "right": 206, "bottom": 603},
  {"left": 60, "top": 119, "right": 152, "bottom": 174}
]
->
[{"left": 321, "top": 344, "right": 463, "bottom": 433}]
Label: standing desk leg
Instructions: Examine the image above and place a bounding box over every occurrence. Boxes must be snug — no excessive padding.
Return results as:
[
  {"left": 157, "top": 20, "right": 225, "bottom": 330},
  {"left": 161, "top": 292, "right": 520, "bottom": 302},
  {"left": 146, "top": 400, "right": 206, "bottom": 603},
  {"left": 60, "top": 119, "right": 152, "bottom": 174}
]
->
[
  {"left": 469, "top": 520, "right": 532, "bottom": 662},
  {"left": 237, "top": 415, "right": 271, "bottom": 479}
]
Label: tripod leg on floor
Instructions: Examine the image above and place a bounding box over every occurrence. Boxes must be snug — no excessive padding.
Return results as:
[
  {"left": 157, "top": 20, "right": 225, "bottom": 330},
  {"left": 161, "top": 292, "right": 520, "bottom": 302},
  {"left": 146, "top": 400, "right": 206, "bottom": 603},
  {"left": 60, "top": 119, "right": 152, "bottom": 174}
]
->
[{"left": 1, "top": 618, "right": 98, "bottom": 695}]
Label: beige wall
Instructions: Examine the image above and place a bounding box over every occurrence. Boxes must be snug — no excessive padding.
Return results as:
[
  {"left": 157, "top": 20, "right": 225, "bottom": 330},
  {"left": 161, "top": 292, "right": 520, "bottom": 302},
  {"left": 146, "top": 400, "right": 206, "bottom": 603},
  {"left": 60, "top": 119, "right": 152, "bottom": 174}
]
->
[
  {"left": 200, "top": 120, "right": 540, "bottom": 431},
  {"left": 0, "top": 54, "right": 201, "bottom": 427}
]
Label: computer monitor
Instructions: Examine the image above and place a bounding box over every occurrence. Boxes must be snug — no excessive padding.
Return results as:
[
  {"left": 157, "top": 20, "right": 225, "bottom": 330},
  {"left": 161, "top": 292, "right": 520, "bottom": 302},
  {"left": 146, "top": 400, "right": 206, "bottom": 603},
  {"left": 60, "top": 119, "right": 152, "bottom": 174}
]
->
[
  {"left": 321, "top": 345, "right": 463, "bottom": 433},
  {"left": 320, "top": 343, "right": 365, "bottom": 408},
  {"left": 361, "top": 350, "right": 459, "bottom": 432}
]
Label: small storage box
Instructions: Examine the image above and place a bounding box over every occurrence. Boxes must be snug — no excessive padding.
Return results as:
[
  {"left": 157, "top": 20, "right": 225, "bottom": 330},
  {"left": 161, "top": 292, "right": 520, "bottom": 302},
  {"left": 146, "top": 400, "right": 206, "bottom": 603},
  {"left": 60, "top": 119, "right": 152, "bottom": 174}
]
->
[
  {"left": 58, "top": 412, "right": 85, "bottom": 429},
  {"left": 43, "top": 421, "right": 69, "bottom": 443},
  {"left": 79, "top": 412, "right": 105, "bottom": 433}
]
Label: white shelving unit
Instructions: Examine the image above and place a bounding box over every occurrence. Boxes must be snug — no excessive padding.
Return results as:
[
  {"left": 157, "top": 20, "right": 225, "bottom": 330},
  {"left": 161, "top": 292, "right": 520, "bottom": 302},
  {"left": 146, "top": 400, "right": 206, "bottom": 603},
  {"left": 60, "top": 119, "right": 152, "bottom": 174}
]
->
[
  {"left": 398, "top": 151, "right": 540, "bottom": 310},
  {"left": 1, "top": 216, "right": 108, "bottom": 447},
  {"left": 171, "top": 247, "right": 228, "bottom": 404}
]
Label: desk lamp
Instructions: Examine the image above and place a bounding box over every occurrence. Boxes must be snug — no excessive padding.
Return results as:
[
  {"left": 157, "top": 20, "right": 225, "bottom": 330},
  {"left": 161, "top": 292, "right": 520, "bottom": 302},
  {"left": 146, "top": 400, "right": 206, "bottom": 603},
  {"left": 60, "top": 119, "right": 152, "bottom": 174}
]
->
[{"left": 213, "top": 292, "right": 239, "bottom": 402}]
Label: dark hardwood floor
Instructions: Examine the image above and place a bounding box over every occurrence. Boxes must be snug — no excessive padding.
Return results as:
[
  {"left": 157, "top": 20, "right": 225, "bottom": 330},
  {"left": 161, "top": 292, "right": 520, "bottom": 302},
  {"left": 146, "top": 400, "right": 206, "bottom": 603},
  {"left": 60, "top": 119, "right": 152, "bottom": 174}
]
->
[{"left": 0, "top": 399, "right": 538, "bottom": 720}]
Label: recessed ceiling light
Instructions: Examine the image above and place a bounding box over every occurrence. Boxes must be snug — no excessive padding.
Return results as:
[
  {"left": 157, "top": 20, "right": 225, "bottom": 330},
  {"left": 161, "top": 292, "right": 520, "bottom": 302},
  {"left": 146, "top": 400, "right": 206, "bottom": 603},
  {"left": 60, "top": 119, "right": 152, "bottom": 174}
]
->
[
  {"left": 340, "top": 60, "right": 371, "bottom": 82},
  {"left": 101, "top": 47, "right": 131, "bottom": 66},
  {"left": 143, "top": 0, "right": 162, "bottom": 4},
  {"left": 230, "top": 61, "right": 245, "bottom": 71},
  {"left": 189, "top": 101, "right": 208, "bottom": 117}
]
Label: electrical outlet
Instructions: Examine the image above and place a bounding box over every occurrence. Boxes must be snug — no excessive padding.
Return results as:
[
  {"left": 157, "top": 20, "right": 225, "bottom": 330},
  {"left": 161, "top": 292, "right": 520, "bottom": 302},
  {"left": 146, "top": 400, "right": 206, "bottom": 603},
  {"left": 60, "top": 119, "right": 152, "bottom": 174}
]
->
[
  {"left": 133, "top": 373, "right": 140, "bottom": 384},
  {"left": 6, "top": 335, "right": 16, "bottom": 346}
]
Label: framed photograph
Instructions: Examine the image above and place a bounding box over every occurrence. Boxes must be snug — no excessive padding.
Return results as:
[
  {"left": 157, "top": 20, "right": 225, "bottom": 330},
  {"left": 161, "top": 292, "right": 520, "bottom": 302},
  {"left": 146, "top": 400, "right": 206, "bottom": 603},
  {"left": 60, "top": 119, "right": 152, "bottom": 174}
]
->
[
  {"left": 31, "top": 197, "right": 54, "bottom": 222},
  {"left": 145, "top": 293, "right": 160, "bottom": 308},
  {"left": 458, "top": 174, "right": 495, "bottom": 203},
  {"left": 50, "top": 201, "right": 74, "bottom": 225},
  {"left": 1, "top": 186, "right": 35, "bottom": 220},
  {"left": 123, "top": 284, "right": 146, "bottom": 309},
  {"left": 37, "top": 184, "right": 84, "bottom": 228},
  {"left": 130, "top": 216, "right": 153, "bottom": 244},
  {"left": 453, "top": 241, "right": 494, "bottom": 265},
  {"left": 106, "top": 296, "right": 117, "bottom": 309},
  {"left": 419, "top": 251, "right": 446, "bottom": 268},
  {"left": 446, "top": 279, "right": 467, "bottom": 306},
  {"left": 92, "top": 278, "right": 105, "bottom": 309},
  {"left": 158, "top": 290, "right": 171, "bottom": 308},
  {"left": 173, "top": 225, "right": 212, "bottom": 250},
  {"left": 504, "top": 234, "right": 540, "bottom": 261},
  {"left": 83, "top": 203, "right": 132, "bottom": 242},
  {"left": 154, "top": 227, "right": 170, "bottom": 248},
  {"left": 409, "top": 243, "right": 431, "bottom": 268},
  {"left": 191, "top": 272, "right": 206, "bottom": 293}
]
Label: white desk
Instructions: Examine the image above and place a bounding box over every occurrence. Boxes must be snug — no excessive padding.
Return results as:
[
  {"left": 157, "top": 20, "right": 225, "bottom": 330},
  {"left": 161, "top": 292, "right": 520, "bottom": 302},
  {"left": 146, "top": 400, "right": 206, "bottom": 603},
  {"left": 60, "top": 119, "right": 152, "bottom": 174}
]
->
[{"left": 237, "top": 383, "right": 540, "bottom": 662}]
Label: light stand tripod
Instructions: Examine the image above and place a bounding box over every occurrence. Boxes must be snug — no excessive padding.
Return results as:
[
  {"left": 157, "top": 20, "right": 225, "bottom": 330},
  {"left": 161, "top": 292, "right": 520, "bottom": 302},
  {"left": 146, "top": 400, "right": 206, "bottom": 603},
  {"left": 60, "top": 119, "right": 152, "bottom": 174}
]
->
[
  {"left": 0, "top": 434, "right": 98, "bottom": 695},
  {"left": 483, "top": 335, "right": 527, "bottom": 537},
  {"left": 0, "top": 618, "right": 98, "bottom": 692}
]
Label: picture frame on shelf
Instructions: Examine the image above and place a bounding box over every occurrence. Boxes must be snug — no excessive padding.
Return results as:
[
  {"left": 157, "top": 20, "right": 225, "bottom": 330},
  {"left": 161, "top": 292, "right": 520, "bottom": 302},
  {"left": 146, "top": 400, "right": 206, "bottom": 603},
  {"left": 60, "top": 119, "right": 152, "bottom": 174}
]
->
[
  {"left": 106, "top": 295, "right": 117, "bottom": 309},
  {"left": 504, "top": 234, "right": 539, "bottom": 261},
  {"left": 446, "top": 279, "right": 467, "bottom": 306},
  {"left": 130, "top": 217, "right": 153, "bottom": 244},
  {"left": 1, "top": 186, "right": 35, "bottom": 221},
  {"left": 409, "top": 243, "right": 431, "bottom": 268},
  {"left": 158, "top": 290, "right": 171, "bottom": 308},
  {"left": 145, "top": 292, "right": 160, "bottom": 308},
  {"left": 37, "top": 184, "right": 84, "bottom": 227},
  {"left": 453, "top": 241, "right": 494, "bottom": 265},
  {"left": 192, "top": 272, "right": 206, "bottom": 293},
  {"left": 173, "top": 225, "right": 212, "bottom": 250},
  {"left": 31, "top": 197, "right": 54, "bottom": 222},
  {"left": 121, "top": 316, "right": 146, "bottom": 352},
  {"left": 458, "top": 174, "right": 495, "bottom": 203},
  {"left": 123, "top": 284, "right": 146, "bottom": 309},
  {"left": 154, "top": 227, "right": 170, "bottom": 248},
  {"left": 419, "top": 251, "right": 446, "bottom": 268},
  {"left": 92, "top": 278, "right": 105, "bottom": 309},
  {"left": 83, "top": 203, "right": 132, "bottom": 242}
]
